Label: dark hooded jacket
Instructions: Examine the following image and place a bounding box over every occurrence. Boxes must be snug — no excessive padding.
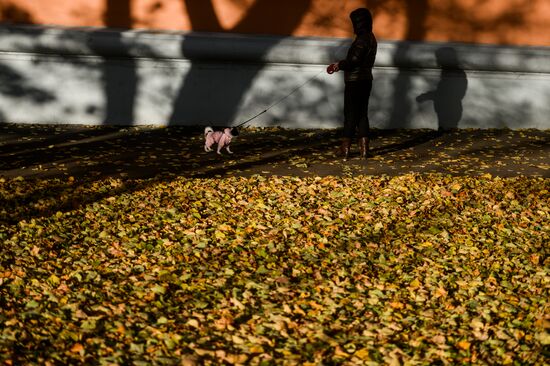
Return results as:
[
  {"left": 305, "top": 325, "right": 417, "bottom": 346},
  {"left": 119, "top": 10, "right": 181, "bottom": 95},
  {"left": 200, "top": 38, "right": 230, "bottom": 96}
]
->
[{"left": 338, "top": 8, "right": 377, "bottom": 82}]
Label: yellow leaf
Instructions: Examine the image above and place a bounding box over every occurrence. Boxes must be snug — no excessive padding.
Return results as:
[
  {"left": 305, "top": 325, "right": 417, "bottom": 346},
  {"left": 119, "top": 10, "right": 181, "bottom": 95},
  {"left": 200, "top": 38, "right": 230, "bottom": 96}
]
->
[
  {"left": 354, "top": 347, "right": 370, "bottom": 360},
  {"left": 30, "top": 246, "right": 40, "bottom": 257},
  {"left": 225, "top": 354, "right": 248, "bottom": 364},
  {"left": 248, "top": 345, "right": 264, "bottom": 353},
  {"left": 218, "top": 224, "right": 232, "bottom": 231},
  {"left": 47, "top": 274, "right": 60, "bottom": 286},
  {"left": 536, "top": 332, "right": 550, "bottom": 345},
  {"left": 457, "top": 340, "right": 471, "bottom": 350},
  {"left": 232, "top": 335, "right": 245, "bottom": 344},
  {"left": 333, "top": 346, "right": 350, "bottom": 358},
  {"left": 470, "top": 318, "right": 484, "bottom": 330},
  {"left": 71, "top": 343, "right": 84, "bottom": 353},
  {"left": 409, "top": 278, "right": 421, "bottom": 289},
  {"left": 389, "top": 301, "right": 405, "bottom": 309},
  {"left": 450, "top": 183, "right": 462, "bottom": 192},
  {"left": 186, "top": 319, "right": 200, "bottom": 328},
  {"left": 434, "top": 287, "right": 448, "bottom": 298},
  {"left": 214, "top": 230, "right": 226, "bottom": 240}
]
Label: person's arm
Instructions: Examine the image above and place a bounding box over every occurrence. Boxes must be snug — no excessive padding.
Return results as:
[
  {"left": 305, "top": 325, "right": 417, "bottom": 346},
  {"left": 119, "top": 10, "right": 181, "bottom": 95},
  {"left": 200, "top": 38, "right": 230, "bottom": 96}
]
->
[{"left": 338, "top": 40, "right": 367, "bottom": 71}]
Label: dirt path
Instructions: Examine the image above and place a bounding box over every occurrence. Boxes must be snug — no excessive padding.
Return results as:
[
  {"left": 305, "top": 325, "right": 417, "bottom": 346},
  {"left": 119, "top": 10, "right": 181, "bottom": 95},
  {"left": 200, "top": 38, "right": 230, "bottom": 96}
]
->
[{"left": 1, "top": 124, "right": 549, "bottom": 180}]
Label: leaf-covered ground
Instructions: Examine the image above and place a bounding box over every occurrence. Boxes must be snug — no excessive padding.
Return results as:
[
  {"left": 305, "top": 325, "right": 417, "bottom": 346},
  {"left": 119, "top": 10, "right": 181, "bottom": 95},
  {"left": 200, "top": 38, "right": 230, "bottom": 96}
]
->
[{"left": 1, "top": 173, "right": 548, "bottom": 365}]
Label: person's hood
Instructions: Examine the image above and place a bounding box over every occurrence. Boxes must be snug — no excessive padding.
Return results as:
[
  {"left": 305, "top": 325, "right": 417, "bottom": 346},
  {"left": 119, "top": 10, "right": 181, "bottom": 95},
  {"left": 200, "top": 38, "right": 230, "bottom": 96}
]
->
[{"left": 350, "top": 8, "right": 372, "bottom": 35}]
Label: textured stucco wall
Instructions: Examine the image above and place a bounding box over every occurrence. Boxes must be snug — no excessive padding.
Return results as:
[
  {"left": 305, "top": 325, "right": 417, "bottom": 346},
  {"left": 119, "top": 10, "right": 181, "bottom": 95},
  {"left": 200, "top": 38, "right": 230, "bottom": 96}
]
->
[{"left": 0, "top": 25, "right": 548, "bottom": 129}]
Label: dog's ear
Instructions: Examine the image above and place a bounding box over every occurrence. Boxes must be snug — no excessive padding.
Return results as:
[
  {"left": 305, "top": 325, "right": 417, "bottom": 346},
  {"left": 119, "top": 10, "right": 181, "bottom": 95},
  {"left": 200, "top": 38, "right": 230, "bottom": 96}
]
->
[{"left": 231, "top": 127, "right": 240, "bottom": 136}]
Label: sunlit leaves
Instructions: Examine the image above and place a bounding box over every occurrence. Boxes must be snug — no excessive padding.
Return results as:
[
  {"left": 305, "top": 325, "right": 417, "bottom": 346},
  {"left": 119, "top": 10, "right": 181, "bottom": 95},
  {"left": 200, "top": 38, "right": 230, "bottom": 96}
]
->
[{"left": 1, "top": 174, "right": 548, "bottom": 364}]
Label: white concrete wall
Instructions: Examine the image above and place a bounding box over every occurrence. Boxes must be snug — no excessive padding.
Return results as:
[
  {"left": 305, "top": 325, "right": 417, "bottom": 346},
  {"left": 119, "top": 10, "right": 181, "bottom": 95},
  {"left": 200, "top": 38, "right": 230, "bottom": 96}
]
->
[{"left": 0, "top": 25, "right": 549, "bottom": 129}]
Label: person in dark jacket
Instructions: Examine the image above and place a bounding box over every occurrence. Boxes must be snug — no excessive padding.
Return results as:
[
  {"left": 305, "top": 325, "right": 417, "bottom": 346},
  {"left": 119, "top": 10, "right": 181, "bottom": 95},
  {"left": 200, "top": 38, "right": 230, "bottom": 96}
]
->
[{"left": 327, "top": 8, "right": 377, "bottom": 160}]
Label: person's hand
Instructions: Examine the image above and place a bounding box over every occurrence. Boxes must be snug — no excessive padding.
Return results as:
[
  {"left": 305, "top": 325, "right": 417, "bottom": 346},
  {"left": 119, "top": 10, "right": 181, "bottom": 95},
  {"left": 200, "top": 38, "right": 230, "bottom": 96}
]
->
[{"left": 327, "top": 63, "right": 339, "bottom": 74}]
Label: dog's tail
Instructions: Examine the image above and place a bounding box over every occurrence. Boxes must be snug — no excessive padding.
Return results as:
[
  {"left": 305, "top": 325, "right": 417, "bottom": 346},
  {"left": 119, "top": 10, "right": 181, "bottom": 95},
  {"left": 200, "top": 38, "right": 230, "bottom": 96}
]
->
[{"left": 204, "top": 126, "right": 214, "bottom": 136}]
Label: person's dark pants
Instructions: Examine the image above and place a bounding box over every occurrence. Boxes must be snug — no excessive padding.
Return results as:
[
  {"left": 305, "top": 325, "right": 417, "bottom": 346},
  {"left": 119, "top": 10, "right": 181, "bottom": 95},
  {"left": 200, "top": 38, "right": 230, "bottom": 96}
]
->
[{"left": 343, "top": 79, "right": 373, "bottom": 139}]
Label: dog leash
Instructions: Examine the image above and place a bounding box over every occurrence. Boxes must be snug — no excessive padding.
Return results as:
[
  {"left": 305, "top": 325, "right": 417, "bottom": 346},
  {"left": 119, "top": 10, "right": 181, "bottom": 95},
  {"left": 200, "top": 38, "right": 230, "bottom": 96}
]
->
[
  {"left": 233, "top": 67, "right": 327, "bottom": 128},
  {"left": 231, "top": 40, "right": 351, "bottom": 129}
]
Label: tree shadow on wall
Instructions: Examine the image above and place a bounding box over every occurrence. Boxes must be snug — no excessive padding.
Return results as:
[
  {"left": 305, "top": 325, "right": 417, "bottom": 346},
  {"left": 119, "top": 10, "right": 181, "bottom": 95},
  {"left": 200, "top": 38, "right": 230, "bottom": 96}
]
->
[
  {"left": 0, "top": 2, "right": 34, "bottom": 24},
  {"left": 0, "top": 63, "right": 55, "bottom": 104},
  {"left": 0, "top": 1, "right": 138, "bottom": 126},
  {"left": 0, "top": 53, "right": 56, "bottom": 124},
  {"left": 80, "top": 0, "right": 312, "bottom": 126},
  {"left": 378, "top": 0, "right": 430, "bottom": 130},
  {"left": 168, "top": 0, "right": 312, "bottom": 126},
  {"left": 90, "top": 0, "right": 137, "bottom": 125},
  {"left": 0, "top": 3, "right": 56, "bottom": 121}
]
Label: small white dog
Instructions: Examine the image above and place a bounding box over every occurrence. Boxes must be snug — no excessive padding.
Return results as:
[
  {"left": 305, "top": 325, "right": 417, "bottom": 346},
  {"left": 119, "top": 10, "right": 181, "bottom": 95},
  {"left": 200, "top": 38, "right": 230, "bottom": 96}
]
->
[{"left": 204, "top": 126, "right": 239, "bottom": 155}]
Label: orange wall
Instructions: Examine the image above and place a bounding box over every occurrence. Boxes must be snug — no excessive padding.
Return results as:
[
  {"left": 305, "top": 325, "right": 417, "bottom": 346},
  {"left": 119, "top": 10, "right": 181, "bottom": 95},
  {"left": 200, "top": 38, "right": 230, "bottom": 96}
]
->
[{"left": 1, "top": 0, "right": 549, "bottom": 46}]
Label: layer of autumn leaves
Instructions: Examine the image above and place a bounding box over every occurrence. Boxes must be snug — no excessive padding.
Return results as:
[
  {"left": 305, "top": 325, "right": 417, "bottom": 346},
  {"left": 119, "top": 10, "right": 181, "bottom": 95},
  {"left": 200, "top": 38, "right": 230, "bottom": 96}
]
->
[{"left": 1, "top": 173, "right": 548, "bottom": 365}]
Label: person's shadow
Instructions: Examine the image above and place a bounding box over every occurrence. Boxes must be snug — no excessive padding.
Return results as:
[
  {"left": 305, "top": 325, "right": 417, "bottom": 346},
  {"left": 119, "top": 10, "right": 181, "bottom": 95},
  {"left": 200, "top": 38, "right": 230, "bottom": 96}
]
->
[{"left": 416, "top": 47, "right": 468, "bottom": 131}]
